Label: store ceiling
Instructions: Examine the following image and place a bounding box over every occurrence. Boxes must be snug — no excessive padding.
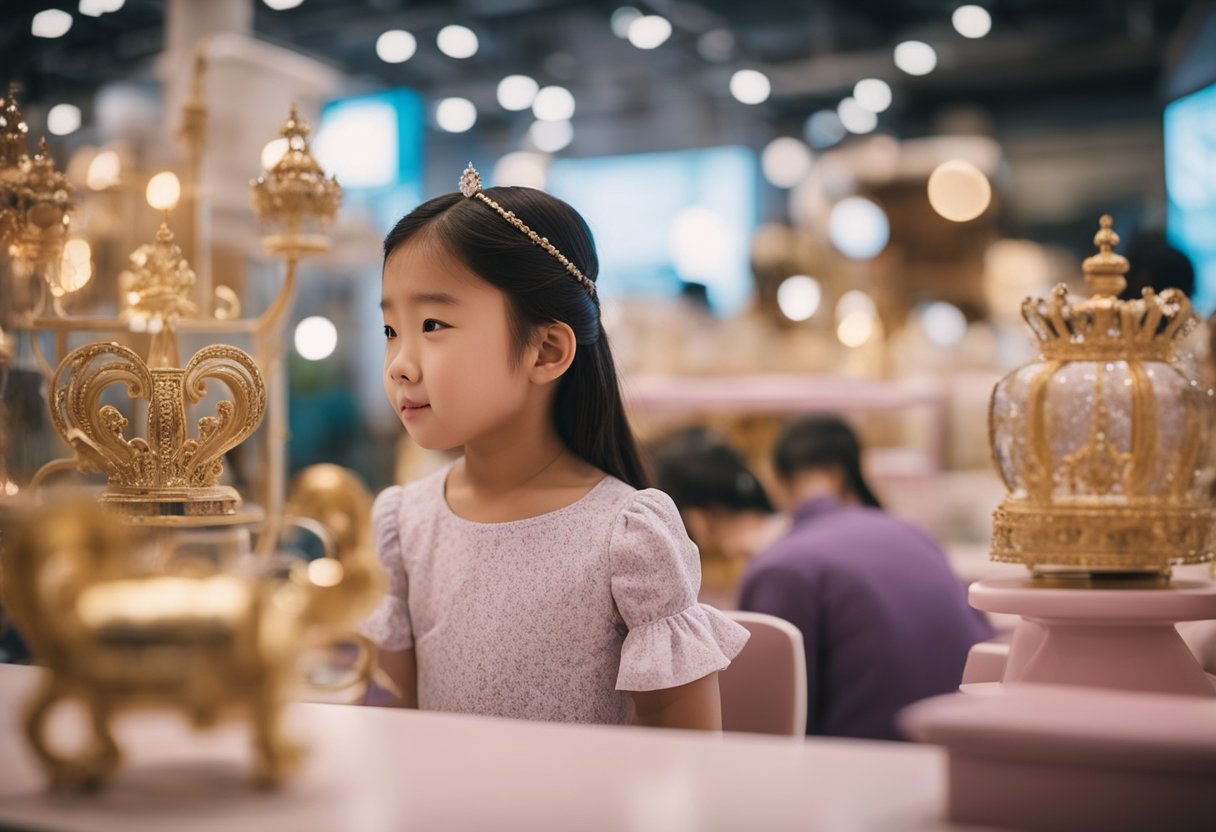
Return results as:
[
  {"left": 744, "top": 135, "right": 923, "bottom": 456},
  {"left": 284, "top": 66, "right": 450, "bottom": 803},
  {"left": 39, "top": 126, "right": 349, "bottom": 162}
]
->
[{"left": 0, "top": 0, "right": 1200, "bottom": 147}]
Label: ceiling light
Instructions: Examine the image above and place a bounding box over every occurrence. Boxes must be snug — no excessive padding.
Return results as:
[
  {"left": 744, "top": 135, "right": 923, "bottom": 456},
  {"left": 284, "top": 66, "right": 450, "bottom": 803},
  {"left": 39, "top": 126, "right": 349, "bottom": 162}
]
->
[
  {"left": 853, "top": 79, "right": 892, "bottom": 113},
  {"left": 836, "top": 311, "right": 876, "bottom": 348},
  {"left": 497, "top": 75, "right": 539, "bottom": 111},
  {"left": 804, "top": 110, "right": 846, "bottom": 148},
  {"left": 828, "top": 198, "right": 889, "bottom": 259},
  {"left": 263, "top": 0, "right": 304, "bottom": 10},
  {"left": 917, "top": 301, "right": 968, "bottom": 346},
  {"left": 952, "top": 5, "right": 992, "bottom": 39},
  {"left": 78, "top": 0, "right": 106, "bottom": 16},
  {"left": 729, "top": 69, "right": 770, "bottom": 105},
  {"left": 436, "top": 97, "right": 477, "bottom": 133},
  {"left": 837, "top": 97, "right": 877, "bottom": 134},
  {"left": 57, "top": 239, "right": 93, "bottom": 295},
  {"left": 86, "top": 150, "right": 121, "bottom": 190},
  {"left": 894, "top": 40, "right": 937, "bottom": 76},
  {"left": 610, "top": 7, "right": 641, "bottom": 39},
  {"left": 836, "top": 289, "right": 877, "bottom": 321},
  {"left": 532, "top": 86, "right": 575, "bottom": 121},
  {"left": 761, "top": 137, "right": 812, "bottom": 189},
  {"left": 47, "top": 104, "right": 82, "bottom": 136},
  {"left": 376, "top": 30, "right": 416, "bottom": 64},
  {"left": 627, "top": 15, "right": 672, "bottom": 50},
  {"left": 529, "top": 120, "right": 573, "bottom": 153},
  {"left": 777, "top": 275, "right": 822, "bottom": 322},
  {"left": 437, "top": 25, "right": 478, "bottom": 59},
  {"left": 493, "top": 152, "right": 549, "bottom": 189},
  {"left": 32, "top": 9, "right": 73, "bottom": 38},
  {"left": 927, "top": 159, "right": 992, "bottom": 222},
  {"left": 295, "top": 316, "right": 338, "bottom": 361},
  {"left": 145, "top": 171, "right": 181, "bottom": 211}
]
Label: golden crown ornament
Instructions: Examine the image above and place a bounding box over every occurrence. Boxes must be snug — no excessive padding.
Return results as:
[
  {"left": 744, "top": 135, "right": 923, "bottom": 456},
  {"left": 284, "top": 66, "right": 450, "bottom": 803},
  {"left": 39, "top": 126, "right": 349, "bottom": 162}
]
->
[
  {"left": 250, "top": 103, "right": 342, "bottom": 257},
  {"left": 50, "top": 341, "right": 267, "bottom": 520},
  {"left": 988, "top": 215, "right": 1215, "bottom": 576}
]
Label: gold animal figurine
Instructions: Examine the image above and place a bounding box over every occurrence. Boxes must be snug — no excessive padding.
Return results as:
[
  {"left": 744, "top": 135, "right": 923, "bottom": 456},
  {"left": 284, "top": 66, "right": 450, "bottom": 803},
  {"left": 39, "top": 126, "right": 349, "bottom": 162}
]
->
[{"left": 0, "top": 498, "right": 382, "bottom": 790}]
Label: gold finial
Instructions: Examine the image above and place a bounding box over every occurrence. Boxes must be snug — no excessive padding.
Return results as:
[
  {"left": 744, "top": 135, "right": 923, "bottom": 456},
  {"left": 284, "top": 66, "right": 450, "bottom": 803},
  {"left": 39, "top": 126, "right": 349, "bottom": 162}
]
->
[
  {"left": 0, "top": 82, "right": 29, "bottom": 167},
  {"left": 250, "top": 103, "right": 342, "bottom": 246},
  {"left": 119, "top": 217, "right": 199, "bottom": 339},
  {"left": 4, "top": 133, "right": 74, "bottom": 262},
  {"left": 1081, "top": 214, "right": 1129, "bottom": 296}
]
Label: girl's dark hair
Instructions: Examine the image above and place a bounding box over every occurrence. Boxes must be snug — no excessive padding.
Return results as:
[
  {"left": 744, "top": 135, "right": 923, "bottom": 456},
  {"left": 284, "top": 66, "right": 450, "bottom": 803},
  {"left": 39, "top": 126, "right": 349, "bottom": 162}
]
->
[
  {"left": 772, "top": 414, "right": 882, "bottom": 509},
  {"left": 382, "top": 186, "right": 647, "bottom": 489},
  {"left": 648, "top": 427, "right": 773, "bottom": 514}
]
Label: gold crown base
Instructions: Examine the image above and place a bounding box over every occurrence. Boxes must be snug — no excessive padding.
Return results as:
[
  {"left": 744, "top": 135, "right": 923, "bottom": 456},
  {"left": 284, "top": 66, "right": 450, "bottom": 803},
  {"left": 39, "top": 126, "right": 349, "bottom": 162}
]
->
[
  {"left": 992, "top": 500, "right": 1216, "bottom": 576},
  {"left": 99, "top": 485, "right": 244, "bottom": 521}
]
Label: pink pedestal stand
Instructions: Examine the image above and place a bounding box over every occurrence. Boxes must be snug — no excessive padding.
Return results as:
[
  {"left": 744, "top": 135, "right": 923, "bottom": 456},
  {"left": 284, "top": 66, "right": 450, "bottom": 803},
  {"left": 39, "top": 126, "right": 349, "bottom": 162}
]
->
[{"left": 965, "top": 578, "right": 1216, "bottom": 697}]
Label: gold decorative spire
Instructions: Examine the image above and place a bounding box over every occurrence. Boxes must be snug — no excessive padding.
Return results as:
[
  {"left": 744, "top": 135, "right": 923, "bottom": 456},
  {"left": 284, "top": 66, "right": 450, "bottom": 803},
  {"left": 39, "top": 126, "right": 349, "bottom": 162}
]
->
[
  {"left": 119, "top": 217, "right": 200, "bottom": 330},
  {"left": 250, "top": 103, "right": 342, "bottom": 239},
  {"left": 0, "top": 82, "right": 29, "bottom": 168},
  {"left": 6, "top": 137, "right": 75, "bottom": 263},
  {"left": 1081, "top": 214, "right": 1130, "bottom": 296}
]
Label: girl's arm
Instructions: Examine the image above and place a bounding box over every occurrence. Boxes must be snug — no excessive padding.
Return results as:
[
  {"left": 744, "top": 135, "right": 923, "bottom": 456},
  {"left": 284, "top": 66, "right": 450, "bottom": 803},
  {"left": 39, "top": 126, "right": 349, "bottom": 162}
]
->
[
  {"left": 630, "top": 672, "right": 722, "bottom": 730},
  {"left": 375, "top": 648, "right": 419, "bottom": 708}
]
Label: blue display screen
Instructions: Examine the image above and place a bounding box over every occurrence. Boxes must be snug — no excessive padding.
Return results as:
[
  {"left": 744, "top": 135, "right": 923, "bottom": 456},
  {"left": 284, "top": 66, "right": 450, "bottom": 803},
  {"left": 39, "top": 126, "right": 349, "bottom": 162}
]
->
[
  {"left": 1165, "top": 82, "right": 1216, "bottom": 313},
  {"left": 546, "top": 146, "right": 758, "bottom": 316}
]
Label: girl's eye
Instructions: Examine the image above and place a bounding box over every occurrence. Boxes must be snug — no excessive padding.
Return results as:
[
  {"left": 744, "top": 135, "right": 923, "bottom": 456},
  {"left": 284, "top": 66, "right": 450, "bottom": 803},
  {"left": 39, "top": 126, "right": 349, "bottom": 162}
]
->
[
  {"left": 383, "top": 325, "right": 396, "bottom": 339},
  {"left": 422, "top": 319, "right": 448, "bottom": 333}
]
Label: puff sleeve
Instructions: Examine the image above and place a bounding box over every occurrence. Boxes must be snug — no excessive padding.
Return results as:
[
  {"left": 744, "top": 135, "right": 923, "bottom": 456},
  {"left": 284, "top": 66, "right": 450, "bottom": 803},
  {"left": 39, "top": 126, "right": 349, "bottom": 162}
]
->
[
  {"left": 611, "top": 489, "right": 750, "bottom": 691},
  {"left": 358, "top": 485, "right": 414, "bottom": 651}
]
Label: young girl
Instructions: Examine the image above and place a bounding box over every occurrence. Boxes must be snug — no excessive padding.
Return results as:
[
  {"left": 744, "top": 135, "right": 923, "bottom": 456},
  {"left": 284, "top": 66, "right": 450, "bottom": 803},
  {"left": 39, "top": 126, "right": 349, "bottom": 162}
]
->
[{"left": 360, "top": 164, "right": 748, "bottom": 729}]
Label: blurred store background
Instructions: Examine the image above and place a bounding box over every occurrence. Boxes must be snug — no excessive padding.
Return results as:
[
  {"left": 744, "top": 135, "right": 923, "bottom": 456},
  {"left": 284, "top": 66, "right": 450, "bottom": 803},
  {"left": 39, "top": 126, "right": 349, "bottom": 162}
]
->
[{"left": 3, "top": 0, "right": 1215, "bottom": 584}]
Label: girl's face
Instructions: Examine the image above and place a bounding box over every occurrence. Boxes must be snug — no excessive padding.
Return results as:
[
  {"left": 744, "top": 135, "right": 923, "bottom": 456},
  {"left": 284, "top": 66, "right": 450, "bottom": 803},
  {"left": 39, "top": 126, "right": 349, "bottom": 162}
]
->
[{"left": 381, "top": 237, "right": 532, "bottom": 451}]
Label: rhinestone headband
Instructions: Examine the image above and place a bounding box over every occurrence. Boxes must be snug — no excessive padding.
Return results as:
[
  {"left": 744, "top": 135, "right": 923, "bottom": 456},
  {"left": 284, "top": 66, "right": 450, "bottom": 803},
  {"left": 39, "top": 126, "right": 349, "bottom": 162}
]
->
[{"left": 458, "top": 163, "right": 596, "bottom": 297}]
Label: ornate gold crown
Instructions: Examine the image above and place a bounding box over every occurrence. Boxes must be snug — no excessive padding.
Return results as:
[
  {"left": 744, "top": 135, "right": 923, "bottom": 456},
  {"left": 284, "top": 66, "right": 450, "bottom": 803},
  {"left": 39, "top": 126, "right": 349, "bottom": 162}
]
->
[
  {"left": 1021, "top": 216, "right": 1195, "bottom": 361},
  {"left": 50, "top": 341, "right": 266, "bottom": 519},
  {"left": 989, "top": 216, "right": 1215, "bottom": 576},
  {"left": 250, "top": 104, "right": 342, "bottom": 256},
  {"left": 458, "top": 163, "right": 596, "bottom": 297},
  {"left": 2, "top": 137, "right": 74, "bottom": 265}
]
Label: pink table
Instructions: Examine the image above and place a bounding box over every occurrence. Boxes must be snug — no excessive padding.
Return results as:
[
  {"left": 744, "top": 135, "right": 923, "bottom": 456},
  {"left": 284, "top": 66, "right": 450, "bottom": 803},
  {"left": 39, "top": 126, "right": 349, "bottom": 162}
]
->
[{"left": 0, "top": 664, "right": 980, "bottom": 832}]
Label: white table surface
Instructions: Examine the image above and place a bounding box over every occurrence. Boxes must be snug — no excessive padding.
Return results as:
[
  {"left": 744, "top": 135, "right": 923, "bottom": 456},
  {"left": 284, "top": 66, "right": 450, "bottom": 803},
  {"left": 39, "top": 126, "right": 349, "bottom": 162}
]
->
[{"left": 0, "top": 663, "right": 999, "bottom": 832}]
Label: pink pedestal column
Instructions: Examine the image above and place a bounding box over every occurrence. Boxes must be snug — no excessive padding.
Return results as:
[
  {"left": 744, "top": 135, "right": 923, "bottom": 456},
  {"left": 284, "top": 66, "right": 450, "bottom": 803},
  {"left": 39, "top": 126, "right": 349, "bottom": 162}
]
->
[{"left": 965, "top": 578, "right": 1216, "bottom": 696}]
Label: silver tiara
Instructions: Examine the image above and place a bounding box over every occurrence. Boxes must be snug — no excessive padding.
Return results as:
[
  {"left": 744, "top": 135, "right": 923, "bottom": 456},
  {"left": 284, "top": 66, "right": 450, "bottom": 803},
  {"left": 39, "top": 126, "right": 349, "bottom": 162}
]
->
[{"left": 458, "top": 163, "right": 595, "bottom": 297}]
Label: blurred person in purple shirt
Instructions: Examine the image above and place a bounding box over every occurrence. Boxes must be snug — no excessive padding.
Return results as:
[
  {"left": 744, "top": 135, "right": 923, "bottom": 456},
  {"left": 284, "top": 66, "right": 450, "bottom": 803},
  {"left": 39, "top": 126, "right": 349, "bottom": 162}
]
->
[{"left": 740, "top": 413, "right": 993, "bottom": 741}]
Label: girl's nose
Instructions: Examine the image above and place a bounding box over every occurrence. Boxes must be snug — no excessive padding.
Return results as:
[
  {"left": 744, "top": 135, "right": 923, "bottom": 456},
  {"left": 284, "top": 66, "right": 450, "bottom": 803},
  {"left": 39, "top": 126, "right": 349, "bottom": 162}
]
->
[{"left": 386, "top": 344, "right": 419, "bottom": 383}]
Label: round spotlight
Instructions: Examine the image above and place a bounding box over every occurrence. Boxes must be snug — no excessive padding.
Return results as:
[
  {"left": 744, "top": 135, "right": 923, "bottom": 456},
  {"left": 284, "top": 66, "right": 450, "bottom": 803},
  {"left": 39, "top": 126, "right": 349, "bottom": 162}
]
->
[
  {"left": 532, "top": 86, "right": 575, "bottom": 121},
  {"left": 837, "top": 97, "right": 878, "bottom": 134},
  {"left": 610, "top": 6, "right": 642, "bottom": 39},
  {"left": 376, "top": 30, "right": 417, "bottom": 64},
  {"left": 436, "top": 97, "right": 477, "bottom": 133},
  {"left": 894, "top": 40, "right": 937, "bottom": 76},
  {"left": 761, "top": 137, "right": 813, "bottom": 189},
  {"left": 927, "top": 159, "right": 992, "bottom": 222},
  {"left": 32, "top": 9, "right": 73, "bottom": 38},
  {"left": 47, "top": 103, "right": 82, "bottom": 136},
  {"left": 627, "top": 15, "right": 672, "bottom": 49},
  {"left": 529, "top": 119, "right": 573, "bottom": 153},
  {"left": 804, "top": 110, "right": 846, "bottom": 148},
  {"left": 853, "top": 79, "right": 892, "bottom": 113},
  {"left": 294, "top": 316, "right": 338, "bottom": 361},
  {"left": 777, "top": 275, "right": 822, "bottom": 322},
  {"left": 918, "top": 301, "right": 968, "bottom": 346},
  {"left": 828, "top": 197, "right": 889, "bottom": 259},
  {"left": 497, "top": 75, "right": 539, "bottom": 111},
  {"left": 86, "top": 150, "right": 121, "bottom": 190},
  {"left": 730, "top": 69, "right": 771, "bottom": 105},
  {"left": 263, "top": 0, "right": 304, "bottom": 9},
  {"left": 145, "top": 171, "right": 181, "bottom": 210},
  {"left": 437, "top": 24, "right": 478, "bottom": 59},
  {"left": 952, "top": 5, "right": 992, "bottom": 39},
  {"left": 836, "top": 311, "right": 876, "bottom": 348}
]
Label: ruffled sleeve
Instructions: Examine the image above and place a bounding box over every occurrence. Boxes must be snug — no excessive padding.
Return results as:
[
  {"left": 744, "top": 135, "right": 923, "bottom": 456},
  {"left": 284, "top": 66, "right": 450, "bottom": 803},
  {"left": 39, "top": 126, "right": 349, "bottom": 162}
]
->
[
  {"left": 610, "top": 489, "right": 750, "bottom": 691},
  {"left": 358, "top": 486, "right": 414, "bottom": 651}
]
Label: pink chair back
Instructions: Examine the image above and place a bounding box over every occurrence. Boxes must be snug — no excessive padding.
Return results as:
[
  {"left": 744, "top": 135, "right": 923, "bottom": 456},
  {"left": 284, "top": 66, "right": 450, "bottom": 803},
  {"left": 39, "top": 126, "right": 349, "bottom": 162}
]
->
[{"left": 719, "top": 610, "right": 807, "bottom": 736}]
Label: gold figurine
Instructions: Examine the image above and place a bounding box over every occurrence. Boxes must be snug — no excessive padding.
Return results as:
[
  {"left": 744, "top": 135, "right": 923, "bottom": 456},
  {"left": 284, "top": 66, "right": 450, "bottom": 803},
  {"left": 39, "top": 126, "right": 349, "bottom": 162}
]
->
[
  {"left": 1, "top": 498, "right": 382, "bottom": 789},
  {"left": 989, "top": 215, "right": 1216, "bottom": 575}
]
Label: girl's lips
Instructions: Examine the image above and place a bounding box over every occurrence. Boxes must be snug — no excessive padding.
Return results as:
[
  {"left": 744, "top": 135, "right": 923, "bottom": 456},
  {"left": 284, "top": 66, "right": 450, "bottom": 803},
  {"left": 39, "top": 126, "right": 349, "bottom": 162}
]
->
[{"left": 400, "top": 402, "right": 430, "bottom": 419}]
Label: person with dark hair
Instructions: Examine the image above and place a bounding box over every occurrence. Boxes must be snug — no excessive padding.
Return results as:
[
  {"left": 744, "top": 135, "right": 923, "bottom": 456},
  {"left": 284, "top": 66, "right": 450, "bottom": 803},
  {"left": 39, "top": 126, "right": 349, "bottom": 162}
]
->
[
  {"left": 649, "top": 427, "right": 786, "bottom": 606},
  {"left": 361, "top": 165, "right": 747, "bottom": 729},
  {"left": 740, "top": 413, "right": 993, "bottom": 741}
]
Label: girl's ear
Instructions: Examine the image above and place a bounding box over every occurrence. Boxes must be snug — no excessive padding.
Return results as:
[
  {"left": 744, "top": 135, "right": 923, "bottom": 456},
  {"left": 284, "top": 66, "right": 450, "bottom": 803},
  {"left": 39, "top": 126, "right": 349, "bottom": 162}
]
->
[{"left": 529, "top": 321, "right": 577, "bottom": 384}]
